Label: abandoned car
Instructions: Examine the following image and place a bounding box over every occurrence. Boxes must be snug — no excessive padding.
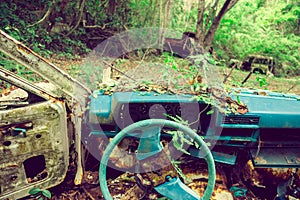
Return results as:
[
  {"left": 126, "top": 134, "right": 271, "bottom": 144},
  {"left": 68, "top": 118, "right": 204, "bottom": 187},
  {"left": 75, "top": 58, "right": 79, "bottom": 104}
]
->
[
  {"left": 0, "top": 30, "right": 300, "bottom": 200},
  {"left": 230, "top": 55, "right": 277, "bottom": 76}
]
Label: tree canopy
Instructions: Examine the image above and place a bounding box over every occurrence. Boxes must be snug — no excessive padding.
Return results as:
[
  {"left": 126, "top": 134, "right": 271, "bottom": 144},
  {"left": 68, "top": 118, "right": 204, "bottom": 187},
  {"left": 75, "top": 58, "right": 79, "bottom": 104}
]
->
[{"left": 0, "top": 0, "right": 299, "bottom": 76}]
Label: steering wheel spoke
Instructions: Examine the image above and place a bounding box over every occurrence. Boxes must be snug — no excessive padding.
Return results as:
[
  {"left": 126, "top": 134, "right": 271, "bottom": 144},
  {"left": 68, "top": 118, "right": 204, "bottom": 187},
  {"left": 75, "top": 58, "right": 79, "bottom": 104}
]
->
[
  {"left": 154, "top": 176, "right": 200, "bottom": 200},
  {"left": 136, "top": 126, "right": 163, "bottom": 160}
]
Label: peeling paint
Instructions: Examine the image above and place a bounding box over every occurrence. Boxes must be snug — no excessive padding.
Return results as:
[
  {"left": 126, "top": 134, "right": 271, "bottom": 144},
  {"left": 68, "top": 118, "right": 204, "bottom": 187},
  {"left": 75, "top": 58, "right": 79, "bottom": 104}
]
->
[{"left": 0, "top": 101, "right": 69, "bottom": 199}]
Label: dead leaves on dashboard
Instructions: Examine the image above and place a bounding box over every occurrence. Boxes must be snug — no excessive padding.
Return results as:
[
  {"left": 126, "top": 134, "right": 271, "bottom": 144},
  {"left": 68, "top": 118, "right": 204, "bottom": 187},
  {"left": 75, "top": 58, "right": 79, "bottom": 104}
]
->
[{"left": 224, "top": 96, "right": 248, "bottom": 114}]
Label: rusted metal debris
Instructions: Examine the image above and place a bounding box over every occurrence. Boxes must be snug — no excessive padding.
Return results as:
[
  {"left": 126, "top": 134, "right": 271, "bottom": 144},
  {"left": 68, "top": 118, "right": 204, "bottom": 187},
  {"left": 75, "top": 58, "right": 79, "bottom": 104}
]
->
[{"left": 0, "top": 29, "right": 91, "bottom": 199}]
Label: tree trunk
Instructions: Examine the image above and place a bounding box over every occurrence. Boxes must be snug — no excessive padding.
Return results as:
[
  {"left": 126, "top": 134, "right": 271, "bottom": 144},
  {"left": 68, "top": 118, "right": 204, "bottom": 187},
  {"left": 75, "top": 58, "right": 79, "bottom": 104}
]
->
[
  {"left": 203, "top": 0, "right": 231, "bottom": 47},
  {"left": 196, "top": 0, "right": 239, "bottom": 48},
  {"left": 46, "top": 0, "right": 70, "bottom": 32},
  {"left": 195, "top": 0, "right": 205, "bottom": 46},
  {"left": 164, "top": 0, "right": 172, "bottom": 28},
  {"left": 108, "top": 0, "right": 116, "bottom": 17}
]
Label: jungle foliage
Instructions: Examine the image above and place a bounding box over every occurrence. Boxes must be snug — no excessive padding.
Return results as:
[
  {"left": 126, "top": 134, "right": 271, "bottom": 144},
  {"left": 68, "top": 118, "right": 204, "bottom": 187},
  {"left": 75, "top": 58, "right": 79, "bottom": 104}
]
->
[
  {"left": 214, "top": 0, "right": 300, "bottom": 76},
  {"left": 0, "top": 0, "right": 299, "bottom": 76}
]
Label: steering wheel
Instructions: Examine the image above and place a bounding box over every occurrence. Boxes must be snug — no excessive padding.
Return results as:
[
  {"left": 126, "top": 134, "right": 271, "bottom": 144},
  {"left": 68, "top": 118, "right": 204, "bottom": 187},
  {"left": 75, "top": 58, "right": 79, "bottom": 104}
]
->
[{"left": 99, "top": 119, "right": 216, "bottom": 200}]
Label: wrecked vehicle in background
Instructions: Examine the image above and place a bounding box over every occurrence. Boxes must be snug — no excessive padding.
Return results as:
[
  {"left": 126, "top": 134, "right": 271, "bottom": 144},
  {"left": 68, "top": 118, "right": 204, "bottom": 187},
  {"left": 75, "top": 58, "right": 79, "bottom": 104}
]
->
[
  {"left": 230, "top": 55, "right": 277, "bottom": 76},
  {"left": 0, "top": 30, "right": 300, "bottom": 200}
]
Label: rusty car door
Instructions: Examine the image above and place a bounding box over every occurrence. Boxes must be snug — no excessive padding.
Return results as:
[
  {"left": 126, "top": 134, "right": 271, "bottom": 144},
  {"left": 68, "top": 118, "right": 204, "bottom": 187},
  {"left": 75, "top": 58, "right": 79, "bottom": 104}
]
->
[{"left": 0, "top": 67, "right": 70, "bottom": 199}]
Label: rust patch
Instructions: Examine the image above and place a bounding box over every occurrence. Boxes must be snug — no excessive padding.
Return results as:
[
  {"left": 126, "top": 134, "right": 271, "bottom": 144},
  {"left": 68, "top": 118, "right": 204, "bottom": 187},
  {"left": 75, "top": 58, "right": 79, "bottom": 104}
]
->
[
  {"left": 17, "top": 44, "right": 31, "bottom": 55},
  {"left": 0, "top": 101, "right": 69, "bottom": 199}
]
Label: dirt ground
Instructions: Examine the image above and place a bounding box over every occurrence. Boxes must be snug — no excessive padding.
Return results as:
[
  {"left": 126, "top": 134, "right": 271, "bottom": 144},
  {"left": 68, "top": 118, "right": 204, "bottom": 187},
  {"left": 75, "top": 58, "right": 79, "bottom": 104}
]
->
[
  {"left": 32, "top": 151, "right": 299, "bottom": 200},
  {"left": 59, "top": 57, "right": 300, "bottom": 95}
]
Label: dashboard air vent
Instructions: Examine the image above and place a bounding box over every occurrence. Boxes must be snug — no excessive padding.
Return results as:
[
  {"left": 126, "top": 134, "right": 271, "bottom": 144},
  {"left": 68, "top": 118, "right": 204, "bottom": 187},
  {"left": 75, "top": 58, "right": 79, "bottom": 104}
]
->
[{"left": 223, "top": 116, "right": 259, "bottom": 125}]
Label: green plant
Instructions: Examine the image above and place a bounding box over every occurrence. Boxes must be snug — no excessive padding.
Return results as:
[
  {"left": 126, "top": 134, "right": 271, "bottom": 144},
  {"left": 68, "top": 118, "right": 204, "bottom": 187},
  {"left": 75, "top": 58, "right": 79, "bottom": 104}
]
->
[
  {"left": 165, "top": 114, "right": 206, "bottom": 152},
  {"left": 0, "top": 0, "right": 92, "bottom": 59},
  {"left": 29, "top": 188, "right": 52, "bottom": 200},
  {"left": 255, "top": 74, "right": 268, "bottom": 89},
  {"left": 163, "top": 52, "right": 178, "bottom": 70},
  {"left": 171, "top": 159, "right": 192, "bottom": 182}
]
